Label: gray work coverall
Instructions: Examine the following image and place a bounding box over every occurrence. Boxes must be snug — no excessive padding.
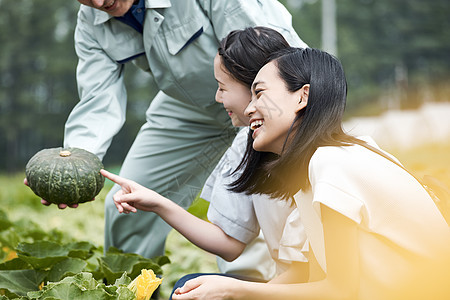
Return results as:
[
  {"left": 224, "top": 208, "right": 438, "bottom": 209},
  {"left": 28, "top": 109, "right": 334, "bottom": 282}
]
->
[{"left": 64, "top": 0, "right": 306, "bottom": 278}]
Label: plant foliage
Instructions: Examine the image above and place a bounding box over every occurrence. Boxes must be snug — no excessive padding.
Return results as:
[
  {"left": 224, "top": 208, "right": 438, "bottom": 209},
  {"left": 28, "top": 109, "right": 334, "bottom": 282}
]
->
[{"left": 0, "top": 209, "right": 169, "bottom": 299}]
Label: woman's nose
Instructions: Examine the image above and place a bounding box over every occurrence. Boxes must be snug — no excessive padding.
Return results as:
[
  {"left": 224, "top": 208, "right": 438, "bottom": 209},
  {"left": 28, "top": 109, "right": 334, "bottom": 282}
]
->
[
  {"left": 244, "top": 99, "right": 256, "bottom": 117},
  {"left": 215, "top": 89, "right": 223, "bottom": 104}
]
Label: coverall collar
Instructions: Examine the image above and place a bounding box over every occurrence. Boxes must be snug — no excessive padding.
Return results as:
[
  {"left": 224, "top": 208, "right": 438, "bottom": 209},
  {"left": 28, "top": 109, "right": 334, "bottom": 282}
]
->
[{"left": 93, "top": 0, "right": 172, "bottom": 25}]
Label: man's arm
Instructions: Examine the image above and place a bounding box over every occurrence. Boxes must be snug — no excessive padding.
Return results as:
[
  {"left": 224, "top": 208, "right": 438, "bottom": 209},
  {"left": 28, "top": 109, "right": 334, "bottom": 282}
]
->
[
  {"left": 64, "top": 8, "right": 128, "bottom": 160},
  {"left": 197, "top": 0, "right": 308, "bottom": 47}
]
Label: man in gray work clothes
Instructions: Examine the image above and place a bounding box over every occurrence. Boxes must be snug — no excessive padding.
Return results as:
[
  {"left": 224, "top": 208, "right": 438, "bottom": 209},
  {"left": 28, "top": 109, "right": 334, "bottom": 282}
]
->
[{"left": 61, "top": 0, "right": 306, "bottom": 279}]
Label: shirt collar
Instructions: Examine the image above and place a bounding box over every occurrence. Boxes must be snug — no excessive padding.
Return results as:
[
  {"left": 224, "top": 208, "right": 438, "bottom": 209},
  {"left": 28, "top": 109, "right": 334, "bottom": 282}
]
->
[{"left": 93, "top": 0, "right": 172, "bottom": 25}]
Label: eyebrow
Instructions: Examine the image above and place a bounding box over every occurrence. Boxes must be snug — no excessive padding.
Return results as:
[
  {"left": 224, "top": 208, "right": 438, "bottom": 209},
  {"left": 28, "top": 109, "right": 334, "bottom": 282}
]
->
[{"left": 251, "top": 80, "right": 263, "bottom": 92}]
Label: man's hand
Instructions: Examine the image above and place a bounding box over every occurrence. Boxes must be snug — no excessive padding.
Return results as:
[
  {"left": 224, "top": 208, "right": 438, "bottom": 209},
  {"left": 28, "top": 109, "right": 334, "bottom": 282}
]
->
[{"left": 23, "top": 178, "right": 81, "bottom": 209}]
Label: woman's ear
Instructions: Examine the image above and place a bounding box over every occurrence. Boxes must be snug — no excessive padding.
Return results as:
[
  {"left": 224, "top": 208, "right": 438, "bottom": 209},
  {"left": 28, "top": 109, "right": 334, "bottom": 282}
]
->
[{"left": 295, "top": 84, "right": 309, "bottom": 113}]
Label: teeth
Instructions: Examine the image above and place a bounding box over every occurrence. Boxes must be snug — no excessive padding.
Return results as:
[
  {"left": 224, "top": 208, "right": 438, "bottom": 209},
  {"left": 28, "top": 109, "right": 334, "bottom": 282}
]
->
[
  {"left": 104, "top": 0, "right": 115, "bottom": 8},
  {"left": 250, "top": 120, "right": 264, "bottom": 130}
]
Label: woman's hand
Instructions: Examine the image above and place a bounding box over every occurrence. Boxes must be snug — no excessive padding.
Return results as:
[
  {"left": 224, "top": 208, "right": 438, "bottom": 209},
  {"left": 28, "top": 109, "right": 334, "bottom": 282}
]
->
[
  {"left": 172, "top": 275, "right": 243, "bottom": 300},
  {"left": 100, "top": 169, "right": 167, "bottom": 213}
]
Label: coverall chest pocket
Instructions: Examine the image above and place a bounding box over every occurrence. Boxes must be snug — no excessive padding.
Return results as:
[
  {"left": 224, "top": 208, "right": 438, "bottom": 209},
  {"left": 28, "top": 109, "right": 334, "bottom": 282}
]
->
[
  {"left": 151, "top": 15, "right": 218, "bottom": 108},
  {"left": 97, "top": 20, "right": 146, "bottom": 64},
  {"left": 164, "top": 17, "right": 204, "bottom": 56}
]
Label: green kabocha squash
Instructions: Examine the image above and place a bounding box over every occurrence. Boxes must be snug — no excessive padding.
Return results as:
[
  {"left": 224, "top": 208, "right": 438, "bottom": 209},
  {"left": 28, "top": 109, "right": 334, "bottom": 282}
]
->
[{"left": 25, "top": 147, "right": 105, "bottom": 205}]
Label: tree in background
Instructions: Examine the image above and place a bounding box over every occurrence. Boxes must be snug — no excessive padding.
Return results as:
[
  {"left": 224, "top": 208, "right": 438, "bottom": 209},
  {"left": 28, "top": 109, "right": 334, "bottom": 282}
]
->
[
  {"left": 0, "top": 0, "right": 79, "bottom": 172},
  {"left": 0, "top": 0, "right": 152, "bottom": 173},
  {"left": 1, "top": 0, "right": 449, "bottom": 172},
  {"left": 282, "top": 0, "right": 450, "bottom": 115}
]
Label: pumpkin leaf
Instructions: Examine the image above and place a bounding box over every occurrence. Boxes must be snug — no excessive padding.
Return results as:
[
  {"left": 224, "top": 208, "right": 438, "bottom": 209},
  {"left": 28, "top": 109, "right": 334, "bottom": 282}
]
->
[
  {"left": 46, "top": 257, "right": 87, "bottom": 283},
  {"left": 114, "top": 272, "right": 132, "bottom": 286},
  {"left": 0, "top": 269, "right": 47, "bottom": 296},
  {"left": 98, "top": 254, "right": 139, "bottom": 284},
  {"left": 16, "top": 241, "right": 68, "bottom": 257},
  {"left": 12, "top": 219, "right": 65, "bottom": 243},
  {"left": 152, "top": 255, "right": 171, "bottom": 267},
  {"left": 16, "top": 241, "right": 68, "bottom": 270},
  {"left": 65, "top": 241, "right": 96, "bottom": 260},
  {"left": 98, "top": 251, "right": 166, "bottom": 284},
  {"left": 27, "top": 272, "right": 135, "bottom": 300},
  {"left": 27, "top": 282, "right": 107, "bottom": 300},
  {"left": 0, "top": 226, "right": 169, "bottom": 298},
  {"left": 115, "top": 286, "right": 136, "bottom": 300},
  {"left": 0, "top": 228, "right": 21, "bottom": 250},
  {"left": 0, "top": 210, "right": 13, "bottom": 232},
  {"left": 0, "top": 258, "right": 31, "bottom": 270},
  {"left": 0, "top": 289, "right": 24, "bottom": 299},
  {"left": 129, "top": 261, "right": 162, "bottom": 278},
  {"left": 15, "top": 240, "right": 96, "bottom": 270}
]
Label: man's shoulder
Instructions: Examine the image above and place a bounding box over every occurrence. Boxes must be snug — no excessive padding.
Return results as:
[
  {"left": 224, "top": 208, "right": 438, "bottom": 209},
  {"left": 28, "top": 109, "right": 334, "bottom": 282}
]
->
[
  {"left": 77, "top": 5, "right": 110, "bottom": 25},
  {"left": 77, "top": 5, "right": 94, "bottom": 21}
]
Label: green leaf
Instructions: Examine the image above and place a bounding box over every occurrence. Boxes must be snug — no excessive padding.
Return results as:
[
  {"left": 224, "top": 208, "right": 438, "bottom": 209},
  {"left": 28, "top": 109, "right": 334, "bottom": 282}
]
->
[
  {"left": 0, "top": 257, "right": 31, "bottom": 270},
  {"left": 115, "top": 286, "right": 135, "bottom": 300},
  {"left": 98, "top": 251, "right": 167, "bottom": 284},
  {"left": 104, "top": 246, "right": 124, "bottom": 254},
  {"left": 0, "top": 290, "right": 29, "bottom": 299},
  {"left": 0, "top": 210, "right": 13, "bottom": 232},
  {"left": 16, "top": 241, "right": 67, "bottom": 258},
  {"left": 28, "top": 282, "right": 108, "bottom": 300},
  {"left": 152, "top": 255, "right": 171, "bottom": 267},
  {"left": 57, "top": 272, "right": 99, "bottom": 290},
  {"left": 12, "top": 219, "right": 59, "bottom": 242},
  {"left": 15, "top": 240, "right": 96, "bottom": 270},
  {"left": 98, "top": 254, "right": 139, "bottom": 284},
  {"left": 0, "top": 269, "right": 47, "bottom": 296},
  {"left": 27, "top": 272, "right": 135, "bottom": 300},
  {"left": 129, "top": 261, "right": 162, "bottom": 278},
  {"left": 113, "top": 272, "right": 131, "bottom": 286},
  {"left": 47, "top": 257, "right": 88, "bottom": 282},
  {"left": 66, "top": 241, "right": 96, "bottom": 260},
  {"left": 17, "top": 254, "right": 66, "bottom": 270},
  {"left": 0, "top": 228, "right": 21, "bottom": 249}
]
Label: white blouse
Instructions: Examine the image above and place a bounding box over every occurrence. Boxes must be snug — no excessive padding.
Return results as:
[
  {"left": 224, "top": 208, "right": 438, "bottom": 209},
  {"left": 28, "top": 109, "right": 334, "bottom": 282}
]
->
[
  {"left": 286, "top": 137, "right": 450, "bottom": 299},
  {"left": 203, "top": 128, "right": 307, "bottom": 276}
]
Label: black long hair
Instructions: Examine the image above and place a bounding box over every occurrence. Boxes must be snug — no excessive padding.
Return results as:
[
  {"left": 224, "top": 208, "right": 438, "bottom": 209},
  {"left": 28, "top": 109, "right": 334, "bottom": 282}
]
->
[
  {"left": 230, "top": 48, "right": 368, "bottom": 200},
  {"left": 218, "top": 27, "right": 292, "bottom": 195},
  {"left": 217, "top": 26, "right": 290, "bottom": 88}
]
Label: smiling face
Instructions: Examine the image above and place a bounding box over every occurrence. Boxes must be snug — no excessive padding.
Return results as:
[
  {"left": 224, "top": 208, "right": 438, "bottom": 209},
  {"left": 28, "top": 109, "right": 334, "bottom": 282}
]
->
[
  {"left": 77, "top": 0, "right": 135, "bottom": 17},
  {"left": 245, "top": 61, "right": 307, "bottom": 155},
  {"left": 214, "top": 54, "right": 252, "bottom": 127}
]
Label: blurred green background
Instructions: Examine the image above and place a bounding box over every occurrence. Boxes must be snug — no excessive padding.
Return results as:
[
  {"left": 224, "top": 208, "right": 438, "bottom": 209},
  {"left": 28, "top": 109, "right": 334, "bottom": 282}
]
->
[
  {"left": 1, "top": 1, "right": 449, "bottom": 298},
  {"left": 1, "top": 0, "right": 449, "bottom": 172}
]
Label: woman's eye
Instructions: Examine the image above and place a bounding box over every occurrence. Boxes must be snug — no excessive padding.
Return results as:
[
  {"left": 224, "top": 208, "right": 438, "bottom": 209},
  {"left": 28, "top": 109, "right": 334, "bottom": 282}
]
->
[{"left": 254, "top": 89, "right": 263, "bottom": 98}]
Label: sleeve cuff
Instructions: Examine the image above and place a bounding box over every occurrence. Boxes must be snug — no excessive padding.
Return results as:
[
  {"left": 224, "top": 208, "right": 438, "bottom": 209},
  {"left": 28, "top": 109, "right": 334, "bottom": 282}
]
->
[
  {"left": 278, "top": 208, "right": 309, "bottom": 262},
  {"left": 207, "top": 203, "right": 259, "bottom": 244},
  {"left": 312, "top": 181, "right": 364, "bottom": 225}
]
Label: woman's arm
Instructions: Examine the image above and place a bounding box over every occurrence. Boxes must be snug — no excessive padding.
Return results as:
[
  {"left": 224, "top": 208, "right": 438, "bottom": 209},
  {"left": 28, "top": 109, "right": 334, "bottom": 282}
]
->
[
  {"left": 173, "top": 204, "right": 359, "bottom": 300},
  {"left": 268, "top": 261, "right": 309, "bottom": 284},
  {"left": 101, "top": 170, "right": 246, "bottom": 261}
]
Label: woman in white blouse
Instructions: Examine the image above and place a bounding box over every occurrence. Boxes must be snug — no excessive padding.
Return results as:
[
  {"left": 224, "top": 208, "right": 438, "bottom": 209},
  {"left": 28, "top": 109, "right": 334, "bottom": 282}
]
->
[{"left": 171, "top": 47, "right": 450, "bottom": 299}]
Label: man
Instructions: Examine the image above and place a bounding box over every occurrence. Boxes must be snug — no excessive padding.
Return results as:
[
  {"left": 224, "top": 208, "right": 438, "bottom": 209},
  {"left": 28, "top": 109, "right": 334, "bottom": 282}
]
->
[{"left": 58, "top": 0, "right": 307, "bottom": 282}]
